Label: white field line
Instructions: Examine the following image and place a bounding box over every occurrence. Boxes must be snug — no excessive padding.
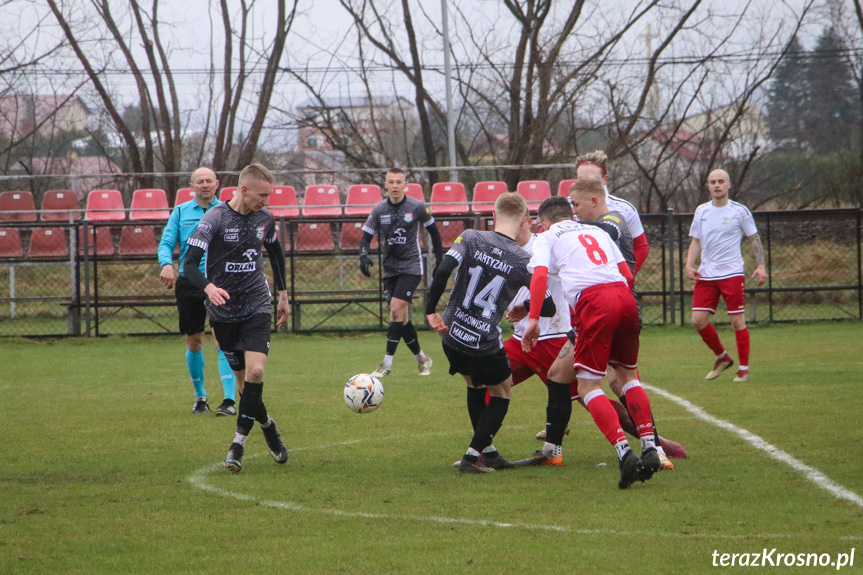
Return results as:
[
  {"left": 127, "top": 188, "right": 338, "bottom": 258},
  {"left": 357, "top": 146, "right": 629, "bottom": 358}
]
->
[
  {"left": 187, "top": 430, "right": 858, "bottom": 539},
  {"left": 643, "top": 383, "right": 863, "bottom": 509}
]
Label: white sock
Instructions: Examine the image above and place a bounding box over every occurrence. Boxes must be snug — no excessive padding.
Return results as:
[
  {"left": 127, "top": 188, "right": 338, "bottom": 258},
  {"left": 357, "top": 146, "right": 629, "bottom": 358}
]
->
[
  {"left": 233, "top": 432, "right": 248, "bottom": 446},
  {"left": 716, "top": 351, "right": 728, "bottom": 360},
  {"left": 482, "top": 444, "right": 497, "bottom": 454},
  {"left": 614, "top": 440, "right": 631, "bottom": 460},
  {"left": 641, "top": 436, "right": 656, "bottom": 452},
  {"left": 260, "top": 416, "right": 273, "bottom": 429},
  {"left": 383, "top": 355, "right": 394, "bottom": 368},
  {"left": 466, "top": 447, "right": 481, "bottom": 458},
  {"left": 542, "top": 442, "right": 562, "bottom": 458}
]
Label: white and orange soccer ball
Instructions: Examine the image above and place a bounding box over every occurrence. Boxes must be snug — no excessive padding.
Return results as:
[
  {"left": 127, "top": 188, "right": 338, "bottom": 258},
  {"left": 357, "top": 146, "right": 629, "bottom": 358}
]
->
[{"left": 343, "top": 373, "right": 385, "bottom": 413}]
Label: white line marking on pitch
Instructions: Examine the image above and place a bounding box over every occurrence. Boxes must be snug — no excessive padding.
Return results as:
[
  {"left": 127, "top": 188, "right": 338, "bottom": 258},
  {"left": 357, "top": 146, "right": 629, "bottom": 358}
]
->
[
  {"left": 188, "top": 433, "right": 812, "bottom": 539},
  {"left": 643, "top": 383, "right": 863, "bottom": 508}
]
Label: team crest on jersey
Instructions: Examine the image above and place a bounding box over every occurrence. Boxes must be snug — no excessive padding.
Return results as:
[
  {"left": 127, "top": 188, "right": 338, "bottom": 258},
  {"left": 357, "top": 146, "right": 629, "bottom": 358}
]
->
[
  {"left": 255, "top": 225, "right": 266, "bottom": 240},
  {"left": 403, "top": 213, "right": 414, "bottom": 223},
  {"left": 722, "top": 217, "right": 730, "bottom": 225},
  {"left": 454, "top": 236, "right": 463, "bottom": 244}
]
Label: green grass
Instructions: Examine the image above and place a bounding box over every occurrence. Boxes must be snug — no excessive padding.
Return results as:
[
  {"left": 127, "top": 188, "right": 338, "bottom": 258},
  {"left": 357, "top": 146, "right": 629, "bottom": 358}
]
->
[{"left": 2, "top": 323, "right": 863, "bottom": 574}]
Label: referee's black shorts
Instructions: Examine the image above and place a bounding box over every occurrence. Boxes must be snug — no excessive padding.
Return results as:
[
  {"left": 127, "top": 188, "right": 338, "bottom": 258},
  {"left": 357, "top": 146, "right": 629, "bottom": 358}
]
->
[{"left": 383, "top": 274, "right": 422, "bottom": 303}]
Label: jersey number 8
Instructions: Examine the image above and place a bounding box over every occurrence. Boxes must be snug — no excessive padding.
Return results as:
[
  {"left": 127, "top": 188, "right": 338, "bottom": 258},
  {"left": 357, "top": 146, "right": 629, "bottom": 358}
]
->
[{"left": 578, "top": 234, "right": 608, "bottom": 265}]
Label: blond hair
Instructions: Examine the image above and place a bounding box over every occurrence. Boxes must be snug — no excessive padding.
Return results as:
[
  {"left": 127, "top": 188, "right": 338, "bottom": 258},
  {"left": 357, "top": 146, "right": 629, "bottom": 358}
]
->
[
  {"left": 239, "top": 163, "right": 275, "bottom": 186},
  {"left": 570, "top": 175, "right": 605, "bottom": 199},
  {"left": 494, "top": 192, "right": 528, "bottom": 220},
  {"left": 575, "top": 150, "right": 608, "bottom": 175}
]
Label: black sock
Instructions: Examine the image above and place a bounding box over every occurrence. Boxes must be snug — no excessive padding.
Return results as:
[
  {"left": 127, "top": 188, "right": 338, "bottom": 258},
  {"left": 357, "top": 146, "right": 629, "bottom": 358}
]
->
[
  {"left": 386, "top": 322, "right": 404, "bottom": 356},
  {"left": 240, "top": 381, "right": 269, "bottom": 426},
  {"left": 469, "top": 396, "right": 509, "bottom": 453},
  {"left": 402, "top": 321, "right": 422, "bottom": 355},
  {"left": 466, "top": 387, "right": 487, "bottom": 432},
  {"left": 236, "top": 385, "right": 257, "bottom": 435},
  {"left": 546, "top": 379, "right": 573, "bottom": 445}
]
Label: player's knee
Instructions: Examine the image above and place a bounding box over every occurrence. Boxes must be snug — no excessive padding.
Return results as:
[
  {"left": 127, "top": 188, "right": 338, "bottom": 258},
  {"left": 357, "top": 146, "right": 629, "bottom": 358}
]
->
[
  {"left": 691, "top": 315, "right": 707, "bottom": 330},
  {"left": 186, "top": 332, "right": 204, "bottom": 352},
  {"left": 245, "top": 364, "right": 265, "bottom": 382}
]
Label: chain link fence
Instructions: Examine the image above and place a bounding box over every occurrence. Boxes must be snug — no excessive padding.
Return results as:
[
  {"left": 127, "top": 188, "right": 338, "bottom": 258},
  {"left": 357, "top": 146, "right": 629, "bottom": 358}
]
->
[{"left": 0, "top": 209, "right": 860, "bottom": 337}]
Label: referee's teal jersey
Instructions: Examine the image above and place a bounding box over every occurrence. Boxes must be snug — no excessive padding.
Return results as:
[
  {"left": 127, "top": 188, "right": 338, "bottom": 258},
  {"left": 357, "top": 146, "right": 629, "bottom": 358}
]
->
[{"left": 157, "top": 198, "right": 222, "bottom": 277}]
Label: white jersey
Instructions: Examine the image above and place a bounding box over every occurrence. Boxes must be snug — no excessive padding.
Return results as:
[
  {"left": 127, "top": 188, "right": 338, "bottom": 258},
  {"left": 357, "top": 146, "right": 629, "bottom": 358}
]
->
[
  {"left": 689, "top": 200, "right": 758, "bottom": 280},
  {"left": 528, "top": 220, "right": 628, "bottom": 308},
  {"left": 606, "top": 186, "right": 645, "bottom": 238},
  {"left": 510, "top": 234, "right": 571, "bottom": 340}
]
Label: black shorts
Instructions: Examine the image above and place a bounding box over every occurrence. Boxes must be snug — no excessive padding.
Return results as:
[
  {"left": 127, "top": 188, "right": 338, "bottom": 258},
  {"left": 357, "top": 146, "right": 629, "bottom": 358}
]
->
[
  {"left": 175, "top": 275, "right": 207, "bottom": 335},
  {"left": 383, "top": 274, "right": 422, "bottom": 303},
  {"left": 210, "top": 313, "right": 272, "bottom": 358},
  {"left": 443, "top": 345, "right": 512, "bottom": 388}
]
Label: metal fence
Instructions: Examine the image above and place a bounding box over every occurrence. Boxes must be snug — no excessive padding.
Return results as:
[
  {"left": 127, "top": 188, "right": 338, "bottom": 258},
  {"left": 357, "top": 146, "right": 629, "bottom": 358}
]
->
[{"left": 0, "top": 208, "right": 860, "bottom": 337}]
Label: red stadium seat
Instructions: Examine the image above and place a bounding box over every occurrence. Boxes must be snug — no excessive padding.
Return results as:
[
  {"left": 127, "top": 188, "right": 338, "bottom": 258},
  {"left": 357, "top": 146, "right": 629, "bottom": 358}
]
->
[
  {"left": 41, "top": 190, "right": 81, "bottom": 222},
  {"left": 269, "top": 186, "right": 300, "bottom": 218},
  {"left": 339, "top": 222, "right": 378, "bottom": 251},
  {"left": 174, "top": 187, "right": 194, "bottom": 206},
  {"left": 558, "top": 179, "right": 577, "bottom": 196},
  {"left": 118, "top": 225, "right": 158, "bottom": 255},
  {"left": 28, "top": 227, "right": 69, "bottom": 258},
  {"left": 86, "top": 190, "right": 126, "bottom": 221},
  {"left": 0, "top": 191, "right": 37, "bottom": 222},
  {"left": 430, "top": 182, "right": 469, "bottom": 214},
  {"left": 472, "top": 181, "right": 507, "bottom": 214},
  {"left": 345, "top": 185, "right": 381, "bottom": 216},
  {"left": 130, "top": 189, "right": 170, "bottom": 221},
  {"left": 517, "top": 180, "right": 551, "bottom": 211},
  {"left": 294, "top": 223, "right": 335, "bottom": 252},
  {"left": 405, "top": 183, "right": 425, "bottom": 202},
  {"left": 302, "top": 185, "right": 342, "bottom": 217},
  {"left": 78, "top": 226, "right": 114, "bottom": 256},
  {"left": 219, "top": 186, "right": 237, "bottom": 202},
  {"left": 436, "top": 219, "right": 465, "bottom": 248},
  {"left": 0, "top": 228, "right": 24, "bottom": 257}
]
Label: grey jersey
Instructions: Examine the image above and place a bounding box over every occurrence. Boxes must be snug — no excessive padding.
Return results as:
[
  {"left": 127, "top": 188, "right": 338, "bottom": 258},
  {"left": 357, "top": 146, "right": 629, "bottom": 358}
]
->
[
  {"left": 593, "top": 210, "right": 635, "bottom": 273},
  {"left": 441, "top": 229, "right": 532, "bottom": 355},
  {"left": 187, "top": 203, "right": 277, "bottom": 323},
  {"left": 362, "top": 196, "right": 434, "bottom": 278}
]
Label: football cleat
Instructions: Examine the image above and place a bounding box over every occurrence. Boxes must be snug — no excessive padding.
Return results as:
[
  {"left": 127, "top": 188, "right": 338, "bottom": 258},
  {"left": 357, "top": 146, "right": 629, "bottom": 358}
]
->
[
  {"left": 733, "top": 369, "right": 750, "bottom": 382},
  {"left": 458, "top": 457, "right": 495, "bottom": 474},
  {"left": 478, "top": 451, "right": 514, "bottom": 470},
  {"left": 370, "top": 363, "right": 391, "bottom": 378},
  {"left": 658, "top": 453, "right": 674, "bottom": 471},
  {"left": 639, "top": 447, "right": 661, "bottom": 481},
  {"left": 705, "top": 355, "right": 734, "bottom": 380},
  {"left": 535, "top": 425, "right": 571, "bottom": 440},
  {"left": 223, "top": 442, "right": 244, "bottom": 473},
  {"left": 214, "top": 398, "right": 236, "bottom": 417},
  {"left": 513, "top": 450, "right": 563, "bottom": 467},
  {"left": 618, "top": 449, "right": 644, "bottom": 489},
  {"left": 262, "top": 420, "right": 288, "bottom": 464},
  {"left": 658, "top": 436, "right": 687, "bottom": 459},
  {"left": 192, "top": 398, "right": 210, "bottom": 414},
  {"left": 417, "top": 355, "right": 433, "bottom": 376}
]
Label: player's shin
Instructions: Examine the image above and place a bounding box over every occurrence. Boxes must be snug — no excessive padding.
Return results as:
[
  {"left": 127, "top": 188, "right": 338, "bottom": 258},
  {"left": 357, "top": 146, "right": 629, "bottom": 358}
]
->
[
  {"left": 620, "top": 381, "right": 655, "bottom": 450},
  {"left": 583, "top": 388, "right": 629, "bottom": 456},
  {"left": 466, "top": 387, "right": 487, "bottom": 432},
  {"left": 468, "top": 396, "right": 509, "bottom": 454},
  {"left": 545, "top": 379, "right": 572, "bottom": 446}
]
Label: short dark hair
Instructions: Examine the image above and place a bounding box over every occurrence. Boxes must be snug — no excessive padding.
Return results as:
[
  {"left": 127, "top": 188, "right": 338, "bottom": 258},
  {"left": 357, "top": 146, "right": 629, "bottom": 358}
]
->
[
  {"left": 537, "top": 196, "right": 573, "bottom": 224},
  {"left": 386, "top": 167, "right": 405, "bottom": 176}
]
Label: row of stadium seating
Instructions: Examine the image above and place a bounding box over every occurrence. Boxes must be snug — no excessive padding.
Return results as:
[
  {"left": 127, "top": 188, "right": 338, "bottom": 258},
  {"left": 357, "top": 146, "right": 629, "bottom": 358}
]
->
[
  {"left": 0, "top": 218, "right": 478, "bottom": 259},
  {"left": 0, "top": 180, "right": 578, "bottom": 223}
]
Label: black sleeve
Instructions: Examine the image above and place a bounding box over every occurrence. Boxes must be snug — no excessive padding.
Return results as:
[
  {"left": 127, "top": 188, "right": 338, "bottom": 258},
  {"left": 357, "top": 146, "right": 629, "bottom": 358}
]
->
[
  {"left": 426, "top": 222, "right": 444, "bottom": 262},
  {"left": 425, "top": 254, "right": 459, "bottom": 314},
  {"left": 523, "top": 295, "right": 557, "bottom": 318},
  {"left": 264, "top": 239, "right": 287, "bottom": 292},
  {"left": 359, "top": 231, "right": 374, "bottom": 257},
  {"left": 183, "top": 245, "right": 209, "bottom": 291}
]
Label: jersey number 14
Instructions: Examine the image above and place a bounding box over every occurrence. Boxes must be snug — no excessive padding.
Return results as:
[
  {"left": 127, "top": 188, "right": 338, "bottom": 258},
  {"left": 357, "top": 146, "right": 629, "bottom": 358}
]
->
[{"left": 462, "top": 266, "right": 504, "bottom": 319}]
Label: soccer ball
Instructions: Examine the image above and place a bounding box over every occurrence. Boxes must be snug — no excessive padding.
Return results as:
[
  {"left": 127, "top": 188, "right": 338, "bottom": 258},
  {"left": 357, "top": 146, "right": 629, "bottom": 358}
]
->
[{"left": 343, "top": 373, "right": 385, "bottom": 414}]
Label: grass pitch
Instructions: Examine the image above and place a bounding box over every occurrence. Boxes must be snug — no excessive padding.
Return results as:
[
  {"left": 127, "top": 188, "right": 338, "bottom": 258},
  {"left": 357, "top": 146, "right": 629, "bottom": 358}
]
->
[{"left": 2, "top": 322, "right": 862, "bottom": 574}]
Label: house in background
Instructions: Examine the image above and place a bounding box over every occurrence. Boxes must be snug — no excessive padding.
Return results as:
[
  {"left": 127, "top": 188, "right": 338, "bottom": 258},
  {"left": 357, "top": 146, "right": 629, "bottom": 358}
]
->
[{"left": 0, "top": 94, "right": 89, "bottom": 140}]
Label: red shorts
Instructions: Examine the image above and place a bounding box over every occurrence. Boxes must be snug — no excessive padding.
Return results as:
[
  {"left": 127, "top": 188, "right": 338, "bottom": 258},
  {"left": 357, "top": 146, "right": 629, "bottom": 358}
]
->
[
  {"left": 692, "top": 275, "right": 745, "bottom": 315},
  {"left": 504, "top": 336, "right": 567, "bottom": 385},
  {"left": 572, "top": 282, "right": 639, "bottom": 376}
]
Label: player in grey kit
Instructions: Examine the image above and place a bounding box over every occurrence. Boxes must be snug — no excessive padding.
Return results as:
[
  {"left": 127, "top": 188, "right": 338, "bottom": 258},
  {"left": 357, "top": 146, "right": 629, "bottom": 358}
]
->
[
  {"left": 360, "top": 167, "right": 443, "bottom": 377},
  {"left": 184, "top": 164, "right": 290, "bottom": 473},
  {"left": 426, "top": 193, "right": 555, "bottom": 473}
]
